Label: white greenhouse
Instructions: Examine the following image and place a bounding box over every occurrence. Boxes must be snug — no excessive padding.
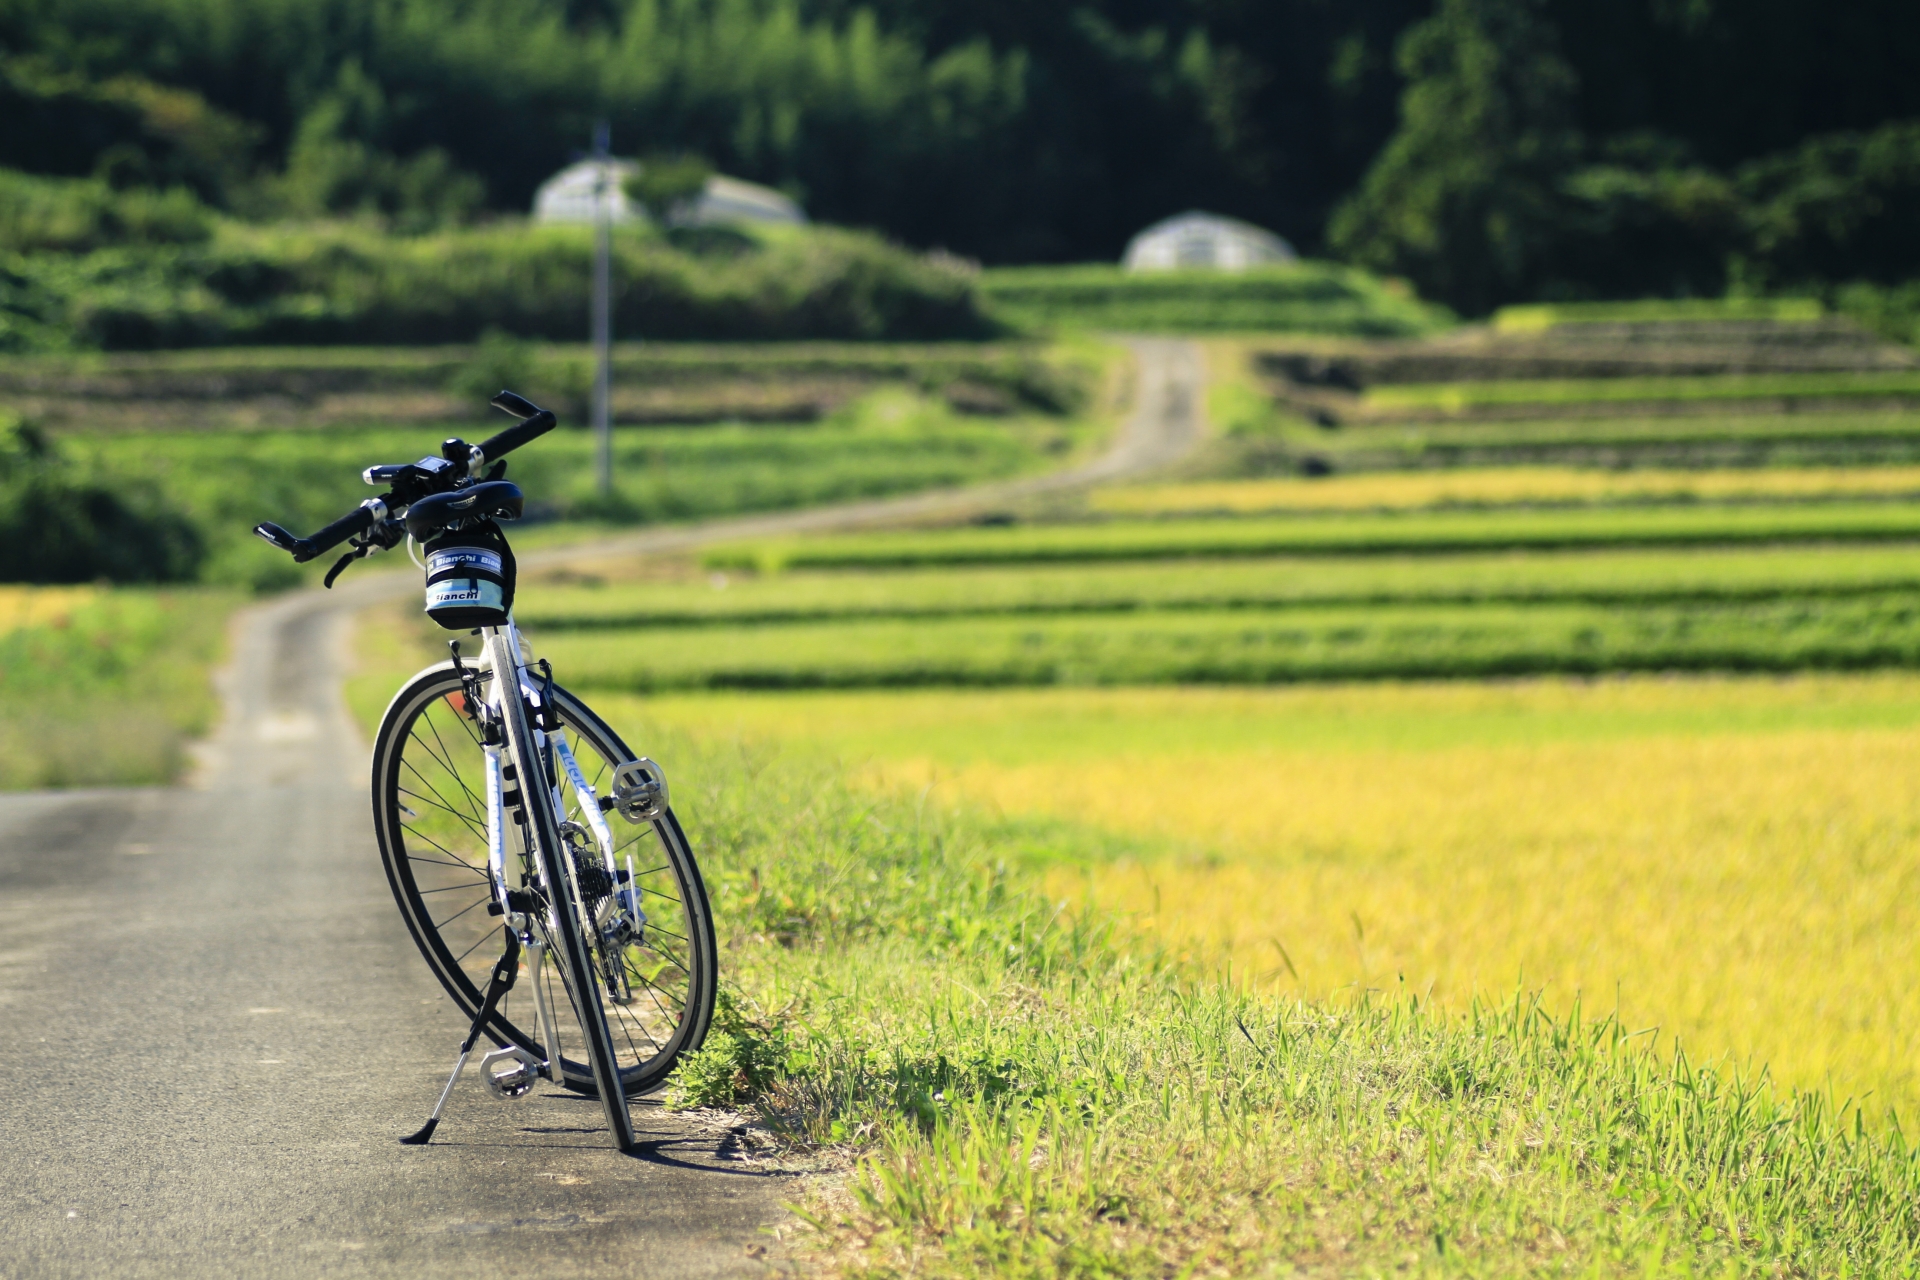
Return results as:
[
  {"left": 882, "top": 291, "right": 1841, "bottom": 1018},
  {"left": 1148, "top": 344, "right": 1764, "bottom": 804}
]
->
[
  {"left": 682, "top": 175, "right": 806, "bottom": 227},
  {"left": 533, "top": 162, "right": 806, "bottom": 228},
  {"left": 1122, "top": 211, "right": 1296, "bottom": 272},
  {"left": 533, "top": 159, "right": 642, "bottom": 225}
]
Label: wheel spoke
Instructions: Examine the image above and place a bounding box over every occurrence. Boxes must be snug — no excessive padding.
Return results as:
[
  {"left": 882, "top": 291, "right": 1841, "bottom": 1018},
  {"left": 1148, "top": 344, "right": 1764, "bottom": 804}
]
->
[
  {"left": 400, "top": 824, "right": 483, "bottom": 870},
  {"left": 431, "top": 894, "right": 492, "bottom": 931},
  {"left": 421, "top": 712, "right": 490, "bottom": 818},
  {"left": 398, "top": 758, "right": 487, "bottom": 847},
  {"left": 407, "top": 719, "right": 485, "bottom": 819}
]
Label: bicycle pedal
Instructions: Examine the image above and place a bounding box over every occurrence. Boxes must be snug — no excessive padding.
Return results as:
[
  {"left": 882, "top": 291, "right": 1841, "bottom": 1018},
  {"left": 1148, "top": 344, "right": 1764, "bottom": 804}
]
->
[
  {"left": 610, "top": 759, "right": 667, "bottom": 823},
  {"left": 480, "top": 1046, "right": 545, "bottom": 1100}
]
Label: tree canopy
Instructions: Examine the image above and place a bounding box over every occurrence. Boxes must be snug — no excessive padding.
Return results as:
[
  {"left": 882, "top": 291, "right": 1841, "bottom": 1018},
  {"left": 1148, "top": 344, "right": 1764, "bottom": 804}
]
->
[{"left": 1, "top": 0, "right": 1915, "bottom": 311}]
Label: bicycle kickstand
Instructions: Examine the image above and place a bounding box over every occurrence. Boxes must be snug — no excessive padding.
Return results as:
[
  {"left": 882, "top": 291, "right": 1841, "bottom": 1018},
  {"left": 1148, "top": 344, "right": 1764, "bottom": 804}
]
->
[{"left": 401, "top": 930, "right": 525, "bottom": 1145}]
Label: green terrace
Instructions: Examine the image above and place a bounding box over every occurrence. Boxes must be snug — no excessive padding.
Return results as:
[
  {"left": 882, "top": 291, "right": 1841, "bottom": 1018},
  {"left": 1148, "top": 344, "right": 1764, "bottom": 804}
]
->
[
  {"left": 1362, "top": 370, "right": 1920, "bottom": 413},
  {"left": 528, "top": 595, "right": 1920, "bottom": 690},
  {"left": 517, "top": 544, "right": 1920, "bottom": 629},
  {"left": 702, "top": 504, "right": 1920, "bottom": 570}
]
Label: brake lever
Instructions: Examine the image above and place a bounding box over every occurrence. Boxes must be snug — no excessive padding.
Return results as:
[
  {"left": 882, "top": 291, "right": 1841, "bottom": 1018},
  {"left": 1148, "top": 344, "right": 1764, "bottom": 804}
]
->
[
  {"left": 323, "top": 546, "right": 367, "bottom": 589},
  {"left": 321, "top": 516, "right": 407, "bottom": 589}
]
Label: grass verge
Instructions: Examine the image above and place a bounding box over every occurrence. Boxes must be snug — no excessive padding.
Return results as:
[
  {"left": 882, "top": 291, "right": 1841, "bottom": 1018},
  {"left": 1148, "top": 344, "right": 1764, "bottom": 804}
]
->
[{"left": 0, "top": 585, "right": 239, "bottom": 787}]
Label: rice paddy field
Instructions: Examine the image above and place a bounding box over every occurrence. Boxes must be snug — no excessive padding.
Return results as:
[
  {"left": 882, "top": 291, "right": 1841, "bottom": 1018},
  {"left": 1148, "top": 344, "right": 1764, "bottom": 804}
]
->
[
  {"left": 498, "top": 309, "right": 1920, "bottom": 1139},
  {"left": 612, "top": 678, "right": 1920, "bottom": 1120},
  {"left": 1362, "top": 369, "right": 1920, "bottom": 413}
]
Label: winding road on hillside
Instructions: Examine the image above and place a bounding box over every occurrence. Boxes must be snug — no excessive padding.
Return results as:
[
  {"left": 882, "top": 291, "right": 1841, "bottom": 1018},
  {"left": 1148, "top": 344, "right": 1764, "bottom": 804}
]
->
[{"left": 0, "top": 339, "right": 1203, "bottom": 1278}]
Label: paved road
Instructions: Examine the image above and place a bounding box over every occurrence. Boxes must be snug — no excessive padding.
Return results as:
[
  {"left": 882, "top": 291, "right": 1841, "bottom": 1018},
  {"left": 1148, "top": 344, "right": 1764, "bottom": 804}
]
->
[{"left": 0, "top": 339, "right": 1203, "bottom": 1278}]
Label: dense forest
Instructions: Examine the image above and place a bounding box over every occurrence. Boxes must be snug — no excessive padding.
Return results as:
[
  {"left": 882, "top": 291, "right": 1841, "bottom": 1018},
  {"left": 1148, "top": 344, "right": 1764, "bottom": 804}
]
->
[{"left": 1, "top": 0, "right": 1916, "bottom": 313}]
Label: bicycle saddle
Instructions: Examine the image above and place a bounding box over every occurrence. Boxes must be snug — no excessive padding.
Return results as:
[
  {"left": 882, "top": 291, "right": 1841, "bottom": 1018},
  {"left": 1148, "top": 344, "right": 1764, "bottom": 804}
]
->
[{"left": 404, "top": 480, "right": 524, "bottom": 541}]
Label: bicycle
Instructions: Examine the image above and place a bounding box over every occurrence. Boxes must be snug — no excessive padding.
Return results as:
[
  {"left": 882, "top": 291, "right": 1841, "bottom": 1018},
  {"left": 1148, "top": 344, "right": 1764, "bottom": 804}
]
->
[{"left": 253, "top": 390, "right": 717, "bottom": 1152}]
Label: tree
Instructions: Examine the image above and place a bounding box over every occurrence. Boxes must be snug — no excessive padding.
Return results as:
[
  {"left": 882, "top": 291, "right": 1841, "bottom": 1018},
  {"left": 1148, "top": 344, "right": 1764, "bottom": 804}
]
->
[{"left": 1329, "top": 0, "right": 1581, "bottom": 315}]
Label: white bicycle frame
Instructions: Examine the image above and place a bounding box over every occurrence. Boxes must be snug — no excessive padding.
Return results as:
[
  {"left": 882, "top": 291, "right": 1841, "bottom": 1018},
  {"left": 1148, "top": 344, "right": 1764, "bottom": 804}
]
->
[{"left": 473, "top": 618, "right": 636, "bottom": 1096}]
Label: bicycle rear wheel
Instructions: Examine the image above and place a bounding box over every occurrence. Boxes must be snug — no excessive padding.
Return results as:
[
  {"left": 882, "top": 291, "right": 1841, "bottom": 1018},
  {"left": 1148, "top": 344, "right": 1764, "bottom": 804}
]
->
[{"left": 372, "top": 662, "right": 717, "bottom": 1101}]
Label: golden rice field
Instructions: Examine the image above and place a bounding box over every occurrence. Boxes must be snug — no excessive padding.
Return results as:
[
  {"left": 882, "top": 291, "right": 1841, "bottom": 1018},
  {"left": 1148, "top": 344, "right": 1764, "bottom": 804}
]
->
[
  {"left": 631, "top": 674, "right": 1920, "bottom": 1118},
  {"left": 1091, "top": 464, "right": 1920, "bottom": 516}
]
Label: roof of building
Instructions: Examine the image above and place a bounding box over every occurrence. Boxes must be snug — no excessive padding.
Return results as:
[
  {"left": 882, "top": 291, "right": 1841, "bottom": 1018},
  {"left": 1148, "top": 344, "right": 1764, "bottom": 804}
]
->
[
  {"left": 533, "top": 159, "right": 642, "bottom": 225},
  {"left": 683, "top": 175, "right": 806, "bottom": 227},
  {"left": 533, "top": 162, "right": 807, "bottom": 227},
  {"left": 1123, "top": 211, "right": 1296, "bottom": 272}
]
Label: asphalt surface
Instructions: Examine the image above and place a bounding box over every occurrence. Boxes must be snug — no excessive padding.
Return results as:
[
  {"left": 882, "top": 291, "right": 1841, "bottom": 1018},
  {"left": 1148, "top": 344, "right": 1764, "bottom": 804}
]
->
[{"left": 0, "top": 339, "right": 1202, "bottom": 1278}]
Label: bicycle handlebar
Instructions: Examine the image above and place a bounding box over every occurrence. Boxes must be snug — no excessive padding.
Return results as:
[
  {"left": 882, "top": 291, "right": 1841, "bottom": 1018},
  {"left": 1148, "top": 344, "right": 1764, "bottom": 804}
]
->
[
  {"left": 476, "top": 407, "right": 555, "bottom": 466},
  {"left": 252, "top": 389, "right": 554, "bottom": 568},
  {"left": 254, "top": 503, "right": 378, "bottom": 564}
]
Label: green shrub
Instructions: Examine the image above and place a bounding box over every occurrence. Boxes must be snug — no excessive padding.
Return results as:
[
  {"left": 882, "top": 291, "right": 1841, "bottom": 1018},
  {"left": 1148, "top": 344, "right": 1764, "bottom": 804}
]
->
[
  {"left": 1835, "top": 280, "right": 1920, "bottom": 347},
  {"left": 0, "top": 424, "right": 203, "bottom": 583},
  {"left": 0, "top": 169, "right": 213, "bottom": 254},
  {"left": 2, "top": 219, "right": 997, "bottom": 351}
]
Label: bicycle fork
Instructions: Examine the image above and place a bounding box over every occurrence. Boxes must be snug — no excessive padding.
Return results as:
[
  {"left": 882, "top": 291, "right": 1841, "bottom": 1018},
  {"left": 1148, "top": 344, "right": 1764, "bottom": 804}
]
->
[{"left": 400, "top": 624, "right": 631, "bottom": 1149}]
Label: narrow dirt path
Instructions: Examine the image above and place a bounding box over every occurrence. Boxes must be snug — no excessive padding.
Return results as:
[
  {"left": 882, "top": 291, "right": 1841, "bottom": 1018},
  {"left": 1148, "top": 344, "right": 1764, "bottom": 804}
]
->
[{"left": 0, "top": 339, "right": 1204, "bottom": 1278}]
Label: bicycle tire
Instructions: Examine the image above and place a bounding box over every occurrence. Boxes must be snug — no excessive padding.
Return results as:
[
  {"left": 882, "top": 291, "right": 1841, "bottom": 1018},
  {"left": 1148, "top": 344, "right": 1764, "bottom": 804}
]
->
[
  {"left": 498, "top": 662, "right": 634, "bottom": 1149},
  {"left": 371, "top": 661, "right": 717, "bottom": 1110}
]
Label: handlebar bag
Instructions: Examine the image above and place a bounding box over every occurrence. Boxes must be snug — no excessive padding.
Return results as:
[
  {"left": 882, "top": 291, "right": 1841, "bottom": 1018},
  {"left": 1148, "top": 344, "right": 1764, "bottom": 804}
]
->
[{"left": 422, "top": 522, "right": 516, "bottom": 629}]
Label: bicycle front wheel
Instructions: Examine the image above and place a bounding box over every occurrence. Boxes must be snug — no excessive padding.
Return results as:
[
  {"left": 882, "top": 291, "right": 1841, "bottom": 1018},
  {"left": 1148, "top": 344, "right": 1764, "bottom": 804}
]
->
[{"left": 372, "top": 662, "right": 717, "bottom": 1097}]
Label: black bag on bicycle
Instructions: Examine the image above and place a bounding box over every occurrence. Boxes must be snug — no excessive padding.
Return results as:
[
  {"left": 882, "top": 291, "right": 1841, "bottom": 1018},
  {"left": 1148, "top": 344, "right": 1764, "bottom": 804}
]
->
[{"left": 423, "top": 521, "right": 516, "bottom": 630}]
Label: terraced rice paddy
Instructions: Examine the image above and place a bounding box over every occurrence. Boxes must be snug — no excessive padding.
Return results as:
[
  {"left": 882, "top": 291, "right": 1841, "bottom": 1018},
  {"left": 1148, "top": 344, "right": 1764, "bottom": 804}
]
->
[
  {"left": 1090, "top": 465, "right": 1920, "bottom": 514},
  {"left": 534, "top": 592, "right": 1920, "bottom": 688},
  {"left": 704, "top": 505, "right": 1920, "bottom": 570},
  {"left": 1363, "top": 369, "right": 1920, "bottom": 413},
  {"left": 511, "top": 317, "right": 1920, "bottom": 1126},
  {"left": 624, "top": 677, "right": 1920, "bottom": 1117}
]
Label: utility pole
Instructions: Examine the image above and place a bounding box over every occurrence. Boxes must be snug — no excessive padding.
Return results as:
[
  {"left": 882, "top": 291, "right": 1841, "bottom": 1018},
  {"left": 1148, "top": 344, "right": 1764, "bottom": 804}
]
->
[{"left": 590, "top": 119, "right": 613, "bottom": 498}]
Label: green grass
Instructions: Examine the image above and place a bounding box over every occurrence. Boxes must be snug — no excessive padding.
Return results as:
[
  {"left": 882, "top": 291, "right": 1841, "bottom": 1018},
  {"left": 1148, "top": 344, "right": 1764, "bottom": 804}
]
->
[
  {"left": 705, "top": 503, "right": 1920, "bottom": 571},
  {"left": 0, "top": 587, "right": 238, "bottom": 787},
  {"left": 1365, "top": 370, "right": 1920, "bottom": 413},
  {"left": 529, "top": 594, "right": 1920, "bottom": 690},
  {"left": 562, "top": 704, "right": 1920, "bottom": 1277},
  {"left": 981, "top": 262, "right": 1453, "bottom": 336},
  {"left": 519, "top": 544, "right": 1920, "bottom": 629}
]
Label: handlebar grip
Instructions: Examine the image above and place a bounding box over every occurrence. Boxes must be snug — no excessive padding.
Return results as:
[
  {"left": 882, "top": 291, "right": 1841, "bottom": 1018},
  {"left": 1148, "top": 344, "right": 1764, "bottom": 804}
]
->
[
  {"left": 289, "top": 505, "right": 377, "bottom": 563},
  {"left": 476, "top": 408, "right": 556, "bottom": 465},
  {"left": 490, "top": 390, "right": 541, "bottom": 418}
]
